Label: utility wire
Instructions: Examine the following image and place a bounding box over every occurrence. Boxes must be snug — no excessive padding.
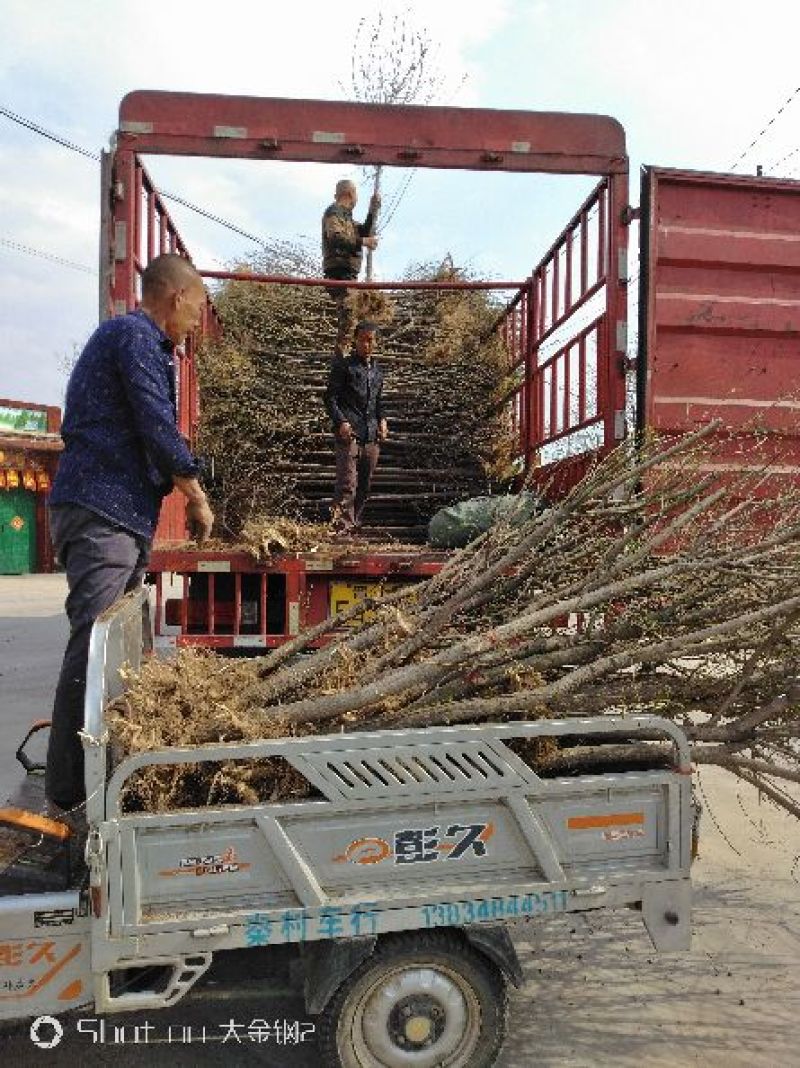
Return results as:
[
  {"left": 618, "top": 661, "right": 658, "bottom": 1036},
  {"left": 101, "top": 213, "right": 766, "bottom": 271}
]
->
[
  {"left": 0, "top": 105, "right": 101, "bottom": 161},
  {"left": 157, "top": 191, "right": 266, "bottom": 246},
  {"left": 728, "top": 85, "right": 800, "bottom": 170},
  {"left": 0, "top": 237, "right": 96, "bottom": 274},
  {"left": 1, "top": 104, "right": 268, "bottom": 247},
  {"left": 768, "top": 144, "right": 800, "bottom": 171}
]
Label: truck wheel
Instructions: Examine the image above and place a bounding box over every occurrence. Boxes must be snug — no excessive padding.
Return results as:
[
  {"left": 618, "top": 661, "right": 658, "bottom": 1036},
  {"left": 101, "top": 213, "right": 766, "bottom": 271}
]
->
[{"left": 317, "top": 930, "right": 508, "bottom": 1068}]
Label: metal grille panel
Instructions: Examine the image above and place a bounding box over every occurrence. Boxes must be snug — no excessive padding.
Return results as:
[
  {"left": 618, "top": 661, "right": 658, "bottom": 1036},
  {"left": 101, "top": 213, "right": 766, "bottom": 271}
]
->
[{"left": 294, "top": 741, "right": 533, "bottom": 800}]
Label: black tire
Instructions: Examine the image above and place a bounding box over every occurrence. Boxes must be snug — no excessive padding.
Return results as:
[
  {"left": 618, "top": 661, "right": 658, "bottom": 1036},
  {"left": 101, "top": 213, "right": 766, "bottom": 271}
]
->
[{"left": 317, "top": 929, "right": 508, "bottom": 1068}]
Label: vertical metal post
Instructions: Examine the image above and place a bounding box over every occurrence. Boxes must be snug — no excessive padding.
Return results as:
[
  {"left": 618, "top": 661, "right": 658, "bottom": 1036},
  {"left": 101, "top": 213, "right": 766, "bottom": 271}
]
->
[
  {"left": 604, "top": 171, "right": 629, "bottom": 448},
  {"left": 234, "top": 573, "right": 242, "bottom": 637},
  {"left": 564, "top": 227, "right": 573, "bottom": 312},
  {"left": 111, "top": 148, "right": 138, "bottom": 312},
  {"left": 525, "top": 277, "right": 538, "bottom": 472},
  {"left": 98, "top": 150, "right": 114, "bottom": 322},
  {"left": 133, "top": 162, "right": 144, "bottom": 282},
  {"left": 153, "top": 573, "right": 163, "bottom": 638},
  {"left": 147, "top": 190, "right": 157, "bottom": 264}
]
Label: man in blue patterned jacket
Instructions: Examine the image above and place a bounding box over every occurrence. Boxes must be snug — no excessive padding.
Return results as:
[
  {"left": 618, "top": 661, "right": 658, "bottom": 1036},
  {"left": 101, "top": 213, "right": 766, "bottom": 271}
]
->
[{"left": 46, "top": 254, "right": 214, "bottom": 813}]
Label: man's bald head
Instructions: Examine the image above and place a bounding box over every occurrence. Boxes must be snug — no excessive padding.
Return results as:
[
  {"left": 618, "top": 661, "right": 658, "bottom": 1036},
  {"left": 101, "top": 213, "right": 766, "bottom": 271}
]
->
[
  {"left": 335, "top": 179, "right": 357, "bottom": 208},
  {"left": 140, "top": 254, "right": 206, "bottom": 344},
  {"left": 141, "top": 254, "right": 202, "bottom": 301}
]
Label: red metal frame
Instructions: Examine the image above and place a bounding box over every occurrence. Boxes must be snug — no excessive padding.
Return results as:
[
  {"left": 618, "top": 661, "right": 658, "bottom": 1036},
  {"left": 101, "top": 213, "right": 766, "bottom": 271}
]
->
[
  {"left": 150, "top": 548, "right": 444, "bottom": 648},
  {"left": 640, "top": 166, "right": 800, "bottom": 499},
  {"left": 118, "top": 91, "right": 626, "bottom": 176},
  {"left": 104, "top": 90, "right": 631, "bottom": 641},
  {"left": 495, "top": 175, "right": 629, "bottom": 484},
  {"left": 198, "top": 271, "right": 525, "bottom": 291},
  {"left": 104, "top": 91, "right": 631, "bottom": 529}
]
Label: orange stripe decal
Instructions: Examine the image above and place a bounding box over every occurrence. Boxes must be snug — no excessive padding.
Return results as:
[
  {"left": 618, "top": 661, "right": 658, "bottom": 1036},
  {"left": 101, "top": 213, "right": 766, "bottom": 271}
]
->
[
  {"left": 0, "top": 943, "right": 82, "bottom": 1000},
  {"left": 568, "top": 812, "right": 645, "bottom": 831}
]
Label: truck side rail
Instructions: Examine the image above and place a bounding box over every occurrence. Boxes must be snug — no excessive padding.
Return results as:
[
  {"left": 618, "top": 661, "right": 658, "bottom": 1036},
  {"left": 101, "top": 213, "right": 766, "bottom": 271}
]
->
[
  {"left": 82, "top": 588, "right": 691, "bottom": 824},
  {"left": 105, "top": 716, "right": 691, "bottom": 818}
]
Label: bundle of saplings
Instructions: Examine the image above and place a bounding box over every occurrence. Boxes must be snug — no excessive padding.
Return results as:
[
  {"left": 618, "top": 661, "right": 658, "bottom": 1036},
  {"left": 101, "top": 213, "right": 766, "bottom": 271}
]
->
[
  {"left": 195, "top": 245, "right": 516, "bottom": 543},
  {"left": 112, "top": 425, "right": 800, "bottom": 819}
]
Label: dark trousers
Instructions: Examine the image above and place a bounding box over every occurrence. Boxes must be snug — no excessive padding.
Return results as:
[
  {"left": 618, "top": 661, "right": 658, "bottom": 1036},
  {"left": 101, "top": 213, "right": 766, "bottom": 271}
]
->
[
  {"left": 325, "top": 273, "right": 355, "bottom": 350},
  {"left": 331, "top": 438, "right": 380, "bottom": 530},
  {"left": 46, "top": 505, "right": 150, "bottom": 808}
]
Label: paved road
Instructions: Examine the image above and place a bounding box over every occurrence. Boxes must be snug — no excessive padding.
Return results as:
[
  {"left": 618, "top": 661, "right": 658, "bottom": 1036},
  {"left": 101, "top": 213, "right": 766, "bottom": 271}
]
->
[{"left": 1, "top": 575, "right": 798, "bottom": 1066}]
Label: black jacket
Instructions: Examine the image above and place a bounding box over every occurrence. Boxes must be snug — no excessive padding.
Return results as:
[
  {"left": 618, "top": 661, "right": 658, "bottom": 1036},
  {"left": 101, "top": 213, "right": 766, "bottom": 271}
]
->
[{"left": 324, "top": 354, "right": 384, "bottom": 444}]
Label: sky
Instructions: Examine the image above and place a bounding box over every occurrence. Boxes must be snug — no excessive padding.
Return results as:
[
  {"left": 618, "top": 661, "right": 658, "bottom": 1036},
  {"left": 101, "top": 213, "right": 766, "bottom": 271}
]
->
[{"left": 1, "top": 0, "right": 800, "bottom": 408}]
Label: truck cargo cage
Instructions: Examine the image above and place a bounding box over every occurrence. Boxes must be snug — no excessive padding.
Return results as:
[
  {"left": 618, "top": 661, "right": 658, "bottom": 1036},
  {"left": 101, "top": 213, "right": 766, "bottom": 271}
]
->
[{"left": 80, "top": 589, "right": 693, "bottom": 987}]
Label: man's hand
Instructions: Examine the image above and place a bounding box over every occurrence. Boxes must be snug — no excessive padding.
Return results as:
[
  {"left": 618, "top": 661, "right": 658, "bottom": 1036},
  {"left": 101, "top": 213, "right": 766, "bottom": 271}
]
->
[
  {"left": 362, "top": 236, "right": 379, "bottom": 251},
  {"left": 337, "top": 422, "right": 354, "bottom": 442},
  {"left": 369, "top": 193, "right": 382, "bottom": 212},
  {"left": 174, "top": 475, "right": 214, "bottom": 544},
  {"left": 378, "top": 419, "right": 389, "bottom": 443},
  {"left": 186, "top": 498, "right": 215, "bottom": 544}
]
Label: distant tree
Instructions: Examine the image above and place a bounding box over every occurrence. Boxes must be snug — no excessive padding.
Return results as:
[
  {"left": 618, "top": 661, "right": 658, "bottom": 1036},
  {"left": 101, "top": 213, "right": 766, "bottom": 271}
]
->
[{"left": 345, "top": 10, "right": 456, "bottom": 279}]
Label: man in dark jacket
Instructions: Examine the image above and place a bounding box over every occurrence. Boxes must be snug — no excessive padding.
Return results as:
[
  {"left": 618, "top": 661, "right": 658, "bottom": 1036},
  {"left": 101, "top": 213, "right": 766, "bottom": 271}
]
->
[
  {"left": 46, "top": 253, "right": 214, "bottom": 814},
  {"left": 322, "top": 179, "right": 380, "bottom": 353},
  {"left": 323, "top": 321, "right": 388, "bottom": 534}
]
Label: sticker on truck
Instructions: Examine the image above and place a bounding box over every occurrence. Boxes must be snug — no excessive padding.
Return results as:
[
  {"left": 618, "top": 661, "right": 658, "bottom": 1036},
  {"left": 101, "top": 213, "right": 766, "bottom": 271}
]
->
[
  {"left": 333, "top": 822, "right": 495, "bottom": 865},
  {"left": 0, "top": 939, "right": 83, "bottom": 1000},
  {"left": 159, "top": 845, "right": 250, "bottom": 877}
]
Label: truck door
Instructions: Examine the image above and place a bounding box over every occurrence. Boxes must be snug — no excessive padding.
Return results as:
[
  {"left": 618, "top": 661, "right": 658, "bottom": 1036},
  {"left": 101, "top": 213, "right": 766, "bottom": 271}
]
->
[{"left": 638, "top": 167, "right": 800, "bottom": 489}]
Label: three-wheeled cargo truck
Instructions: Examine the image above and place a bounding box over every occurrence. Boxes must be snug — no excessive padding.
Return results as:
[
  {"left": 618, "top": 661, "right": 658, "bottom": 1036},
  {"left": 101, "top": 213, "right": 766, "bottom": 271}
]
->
[{"left": 0, "top": 588, "right": 694, "bottom": 1065}]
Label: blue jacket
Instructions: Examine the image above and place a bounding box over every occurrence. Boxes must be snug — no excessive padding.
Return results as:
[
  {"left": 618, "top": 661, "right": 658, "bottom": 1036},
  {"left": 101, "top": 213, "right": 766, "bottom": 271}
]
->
[
  {"left": 50, "top": 310, "right": 199, "bottom": 539},
  {"left": 324, "top": 353, "right": 384, "bottom": 445}
]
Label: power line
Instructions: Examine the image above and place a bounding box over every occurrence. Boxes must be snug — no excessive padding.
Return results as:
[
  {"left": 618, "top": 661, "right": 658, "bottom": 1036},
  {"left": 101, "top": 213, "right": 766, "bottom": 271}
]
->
[
  {"left": 768, "top": 144, "right": 800, "bottom": 171},
  {"left": 158, "top": 190, "right": 266, "bottom": 246},
  {"left": 728, "top": 85, "right": 800, "bottom": 170},
  {"left": 1, "top": 103, "right": 268, "bottom": 247},
  {"left": 0, "top": 237, "right": 96, "bottom": 274},
  {"left": 0, "top": 105, "right": 101, "bottom": 161}
]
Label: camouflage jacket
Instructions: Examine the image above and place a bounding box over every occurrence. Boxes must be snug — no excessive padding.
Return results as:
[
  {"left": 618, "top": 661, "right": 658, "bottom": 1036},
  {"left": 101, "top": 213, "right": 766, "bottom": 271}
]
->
[{"left": 321, "top": 201, "right": 377, "bottom": 279}]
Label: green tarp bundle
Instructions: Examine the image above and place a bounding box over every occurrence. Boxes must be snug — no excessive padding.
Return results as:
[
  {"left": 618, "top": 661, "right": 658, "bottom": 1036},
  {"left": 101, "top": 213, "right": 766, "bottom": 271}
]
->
[{"left": 428, "top": 493, "right": 541, "bottom": 549}]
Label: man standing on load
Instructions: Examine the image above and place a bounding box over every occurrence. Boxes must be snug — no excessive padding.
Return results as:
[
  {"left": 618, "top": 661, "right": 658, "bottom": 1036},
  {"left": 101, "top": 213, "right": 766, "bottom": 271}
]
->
[
  {"left": 322, "top": 179, "right": 380, "bottom": 354},
  {"left": 46, "top": 254, "right": 214, "bottom": 817},
  {"left": 324, "top": 321, "right": 388, "bottom": 535}
]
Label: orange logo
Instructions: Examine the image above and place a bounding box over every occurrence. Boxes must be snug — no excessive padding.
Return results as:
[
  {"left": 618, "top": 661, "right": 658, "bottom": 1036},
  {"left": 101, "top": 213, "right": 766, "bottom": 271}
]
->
[
  {"left": 9, "top": 516, "right": 24, "bottom": 532},
  {"left": 333, "top": 837, "right": 392, "bottom": 865}
]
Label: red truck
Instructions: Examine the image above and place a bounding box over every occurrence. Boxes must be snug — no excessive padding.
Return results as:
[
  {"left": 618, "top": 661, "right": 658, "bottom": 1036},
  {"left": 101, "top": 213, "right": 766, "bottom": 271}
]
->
[{"left": 101, "top": 90, "right": 800, "bottom": 650}]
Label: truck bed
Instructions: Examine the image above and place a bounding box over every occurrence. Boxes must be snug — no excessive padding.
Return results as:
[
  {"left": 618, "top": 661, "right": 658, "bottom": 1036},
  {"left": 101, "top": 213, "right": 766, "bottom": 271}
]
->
[{"left": 78, "top": 589, "right": 692, "bottom": 1000}]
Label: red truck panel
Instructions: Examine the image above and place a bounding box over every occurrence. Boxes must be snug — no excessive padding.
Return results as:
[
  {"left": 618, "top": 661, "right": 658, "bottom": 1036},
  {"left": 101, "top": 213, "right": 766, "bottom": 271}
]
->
[
  {"left": 119, "top": 91, "right": 627, "bottom": 176},
  {"left": 149, "top": 549, "right": 445, "bottom": 648},
  {"left": 640, "top": 168, "right": 800, "bottom": 489}
]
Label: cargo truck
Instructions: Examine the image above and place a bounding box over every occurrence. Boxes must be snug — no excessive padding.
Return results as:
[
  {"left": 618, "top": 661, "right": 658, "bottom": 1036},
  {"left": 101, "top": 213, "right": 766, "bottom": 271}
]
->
[
  {"left": 2, "top": 89, "right": 798, "bottom": 1064},
  {"left": 96, "top": 91, "right": 800, "bottom": 651}
]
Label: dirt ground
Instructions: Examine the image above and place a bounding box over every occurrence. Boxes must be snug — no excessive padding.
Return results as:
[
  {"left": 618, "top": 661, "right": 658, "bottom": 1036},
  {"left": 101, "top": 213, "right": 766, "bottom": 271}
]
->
[
  {"left": 500, "top": 767, "right": 800, "bottom": 1067},
  {"left": 1, "top": 575, "right": 798, "bottom": 1066}
]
